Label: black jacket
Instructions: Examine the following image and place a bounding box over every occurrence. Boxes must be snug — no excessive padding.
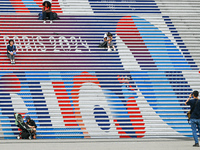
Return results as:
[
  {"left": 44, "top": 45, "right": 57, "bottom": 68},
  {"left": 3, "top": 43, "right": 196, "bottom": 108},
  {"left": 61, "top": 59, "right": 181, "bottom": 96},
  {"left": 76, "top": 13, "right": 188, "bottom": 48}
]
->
[{"left": 26, "top": 119, "right": 37, "bottom": 128}]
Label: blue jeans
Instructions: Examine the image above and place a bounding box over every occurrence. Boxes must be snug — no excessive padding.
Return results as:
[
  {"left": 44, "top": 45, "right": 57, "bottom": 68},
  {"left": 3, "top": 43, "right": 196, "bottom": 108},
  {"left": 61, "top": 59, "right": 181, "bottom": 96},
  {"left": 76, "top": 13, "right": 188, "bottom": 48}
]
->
[
  {"left": 190, "top": 119, "right": 200, "bottom": 144},
  {"left": 7, "top": 53, "right": 15, "bottom": 60}
]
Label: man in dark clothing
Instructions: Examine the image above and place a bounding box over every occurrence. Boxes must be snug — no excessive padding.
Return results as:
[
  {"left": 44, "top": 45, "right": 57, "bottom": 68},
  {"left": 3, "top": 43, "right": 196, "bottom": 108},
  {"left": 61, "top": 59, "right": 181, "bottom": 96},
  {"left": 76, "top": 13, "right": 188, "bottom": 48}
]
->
[
  {"left": 185, "top": 90, "right": 200, "bottom": 147},
  {"left": 26, "top": 116, "right": 37, "bottom": 139}
]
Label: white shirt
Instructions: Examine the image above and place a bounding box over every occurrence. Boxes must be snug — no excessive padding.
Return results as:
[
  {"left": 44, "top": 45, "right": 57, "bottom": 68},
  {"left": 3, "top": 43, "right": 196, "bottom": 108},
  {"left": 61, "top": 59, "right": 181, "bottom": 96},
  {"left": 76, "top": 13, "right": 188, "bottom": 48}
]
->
[{"left": 104, "top": 33, "right": 111, "bottom": 40}]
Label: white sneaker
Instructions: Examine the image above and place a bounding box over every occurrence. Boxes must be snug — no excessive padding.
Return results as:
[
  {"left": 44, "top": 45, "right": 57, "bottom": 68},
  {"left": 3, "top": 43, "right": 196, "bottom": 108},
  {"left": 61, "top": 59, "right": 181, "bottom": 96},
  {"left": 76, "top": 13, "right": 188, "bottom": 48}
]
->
[
  {"left": 108, "top": 48, "right": 111, "bottom": 52},
  {"left": 50, "top": 20, "right": 53, "bottom": 24},
  {"left": 43, "top": 21, "right": 46, "bottom": 24},
  {"left": 114, "top": 48, "right": 116, "bottom": 51}
]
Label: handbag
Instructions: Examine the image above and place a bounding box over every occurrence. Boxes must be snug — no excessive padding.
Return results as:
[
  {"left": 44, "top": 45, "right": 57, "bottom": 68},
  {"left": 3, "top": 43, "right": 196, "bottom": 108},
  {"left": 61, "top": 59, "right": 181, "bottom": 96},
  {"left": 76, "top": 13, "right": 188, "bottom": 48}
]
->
[
  {"left": 38, "top": 12, "right": 43, "bottom": 20},
  {"left": 13, "top": 45, "right": 16, "bottom": 55},
  {"left": 187, "top": 99, "right": 199, "bottom": 121},
  {"left": 53, "top": 12, "right": 60, "bottom": 20},
  {"left": 187, "top": 111, "right": 191, "bottom": 120}
]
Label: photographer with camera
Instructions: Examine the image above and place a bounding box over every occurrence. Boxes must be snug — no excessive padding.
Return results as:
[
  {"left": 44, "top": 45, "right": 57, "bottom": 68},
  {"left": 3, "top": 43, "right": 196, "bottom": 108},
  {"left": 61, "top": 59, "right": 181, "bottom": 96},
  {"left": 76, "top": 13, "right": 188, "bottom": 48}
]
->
[{"left": 185, "top": 90, "right": 200, "bottom": 147}]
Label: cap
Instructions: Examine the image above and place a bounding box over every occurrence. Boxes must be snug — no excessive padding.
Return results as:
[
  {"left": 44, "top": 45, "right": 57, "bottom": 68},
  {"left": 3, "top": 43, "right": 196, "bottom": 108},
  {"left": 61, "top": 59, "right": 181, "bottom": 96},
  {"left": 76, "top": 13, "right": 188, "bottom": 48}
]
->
[{"left": 26, "top": 116, "right": 30, "bottom": 121}]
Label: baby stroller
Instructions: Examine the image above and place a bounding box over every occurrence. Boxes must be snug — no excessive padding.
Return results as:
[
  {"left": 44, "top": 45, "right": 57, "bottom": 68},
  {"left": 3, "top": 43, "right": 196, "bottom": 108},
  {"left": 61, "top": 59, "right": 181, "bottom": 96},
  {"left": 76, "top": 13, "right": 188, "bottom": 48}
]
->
[{"left": 14, "top": 113, "right": 33, "bottom": 139}]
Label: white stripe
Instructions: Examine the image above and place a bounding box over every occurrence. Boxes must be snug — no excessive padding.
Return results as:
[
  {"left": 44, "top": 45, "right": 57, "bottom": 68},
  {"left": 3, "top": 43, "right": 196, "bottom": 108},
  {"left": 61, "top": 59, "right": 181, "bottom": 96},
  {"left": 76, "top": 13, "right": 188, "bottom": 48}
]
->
[{"left": 40, "top": 80, "right": 65, "bottom": 128}]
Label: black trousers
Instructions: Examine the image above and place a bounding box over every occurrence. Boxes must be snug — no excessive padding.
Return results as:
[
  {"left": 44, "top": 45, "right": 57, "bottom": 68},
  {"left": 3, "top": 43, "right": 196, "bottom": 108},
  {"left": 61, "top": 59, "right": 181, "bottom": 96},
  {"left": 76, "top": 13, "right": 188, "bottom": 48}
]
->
[{"left": 43, "top": 11, "right": 53, "bottom": 20}]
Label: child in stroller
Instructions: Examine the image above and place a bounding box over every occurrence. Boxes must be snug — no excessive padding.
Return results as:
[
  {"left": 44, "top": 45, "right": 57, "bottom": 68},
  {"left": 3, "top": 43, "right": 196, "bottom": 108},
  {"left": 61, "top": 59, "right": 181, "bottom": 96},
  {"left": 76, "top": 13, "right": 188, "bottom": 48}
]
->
[{"left": 14, "top": 113, "right": 33, "bottom": 139}]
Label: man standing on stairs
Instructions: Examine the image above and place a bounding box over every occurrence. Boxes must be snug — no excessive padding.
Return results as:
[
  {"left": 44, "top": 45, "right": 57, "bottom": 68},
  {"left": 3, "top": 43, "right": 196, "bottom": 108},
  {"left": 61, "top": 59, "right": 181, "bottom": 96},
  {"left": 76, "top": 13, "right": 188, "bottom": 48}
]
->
[
  {"left": 185, "top": 91, "right": 200, "bottom": 147},
  {"left": 7, "top": 39, "right": 16, "bottom": 64}
]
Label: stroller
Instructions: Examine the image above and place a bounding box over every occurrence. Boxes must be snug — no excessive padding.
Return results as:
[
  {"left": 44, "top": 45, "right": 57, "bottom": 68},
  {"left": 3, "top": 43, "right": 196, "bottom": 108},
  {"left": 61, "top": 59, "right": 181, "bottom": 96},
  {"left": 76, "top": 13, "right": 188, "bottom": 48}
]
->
[{"left": 14, "top": 113, "right": 33, "bottom": 139}]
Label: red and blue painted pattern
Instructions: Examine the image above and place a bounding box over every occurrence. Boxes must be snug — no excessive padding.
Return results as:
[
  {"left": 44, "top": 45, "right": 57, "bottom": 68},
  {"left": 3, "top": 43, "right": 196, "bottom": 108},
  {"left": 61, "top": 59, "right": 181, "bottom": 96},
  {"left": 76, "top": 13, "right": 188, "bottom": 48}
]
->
[
  {"left": 0, "top": 0, "right": 199, "bottom": 139},
  {"left": 0, "top": 0, "right": 62, "bottom": 13},
  {"left": 0, "top": 71, "right": 145, "bottom": 139},
  {"left": 0, "top": 14, "right": 198, "bottom": 138},
  {"left": 116, "top": 15, "right": 197, "bottom": 137}
]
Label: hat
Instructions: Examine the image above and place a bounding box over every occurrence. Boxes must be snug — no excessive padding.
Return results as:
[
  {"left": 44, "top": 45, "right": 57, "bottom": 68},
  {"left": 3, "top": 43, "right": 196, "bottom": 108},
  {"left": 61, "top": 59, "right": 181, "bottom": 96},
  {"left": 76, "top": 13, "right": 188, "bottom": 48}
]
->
[{"left": 26, "top": 116, "right": 30, "bottom": 121}]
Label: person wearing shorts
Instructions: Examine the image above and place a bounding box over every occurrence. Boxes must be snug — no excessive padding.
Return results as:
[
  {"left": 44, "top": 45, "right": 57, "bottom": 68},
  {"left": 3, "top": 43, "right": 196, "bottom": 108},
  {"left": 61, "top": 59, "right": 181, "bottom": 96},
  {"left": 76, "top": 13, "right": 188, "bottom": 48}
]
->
[{"left": 104, "top": 32, "right": 116, "bottom": 52}]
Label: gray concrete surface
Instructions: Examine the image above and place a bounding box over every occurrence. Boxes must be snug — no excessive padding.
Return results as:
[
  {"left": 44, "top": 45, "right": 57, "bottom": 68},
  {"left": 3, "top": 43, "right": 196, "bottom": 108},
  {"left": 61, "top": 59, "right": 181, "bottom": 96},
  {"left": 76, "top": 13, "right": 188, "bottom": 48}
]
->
[{"left": 0, "top": 138, "right": 198, "bottom": 150}]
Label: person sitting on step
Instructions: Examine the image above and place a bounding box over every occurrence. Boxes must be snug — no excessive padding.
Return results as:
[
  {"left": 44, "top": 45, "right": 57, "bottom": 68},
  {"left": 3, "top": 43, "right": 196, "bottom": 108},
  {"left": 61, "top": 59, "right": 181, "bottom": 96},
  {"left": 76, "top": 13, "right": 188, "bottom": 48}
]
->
[
  {"left": 104, "top": 32, "right": 116, "bottom": 52},
  {"left": 7, "top": 39, "right": 16, "bottom": 64},
  {"left": 25, "top": 116, "right": 37, "bottom": 139},
  {"left": 42, "top": 1, "right": 53, "bottom": 24}
]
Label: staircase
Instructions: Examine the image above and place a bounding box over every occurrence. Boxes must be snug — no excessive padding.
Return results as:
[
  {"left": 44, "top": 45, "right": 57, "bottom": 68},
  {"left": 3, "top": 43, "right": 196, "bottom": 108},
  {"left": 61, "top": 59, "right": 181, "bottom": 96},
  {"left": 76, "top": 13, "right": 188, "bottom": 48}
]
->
[
  {"left": 0, "top": 0, "right": 62, "bottom": 13},
  {"left": 0, "top": 0, "right": 200, "bottom": 139}
]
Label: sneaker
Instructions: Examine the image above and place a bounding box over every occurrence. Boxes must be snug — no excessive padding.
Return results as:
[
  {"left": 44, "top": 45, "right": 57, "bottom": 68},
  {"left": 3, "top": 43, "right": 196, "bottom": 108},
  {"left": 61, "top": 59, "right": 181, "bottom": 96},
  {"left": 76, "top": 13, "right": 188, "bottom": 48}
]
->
[
  {"left": 193, "top": 143, "right": 199, "bottom": 147},
  {"left": 50, "top": 20, "right": 53, "bottom": 24},
  {"left": 43, "top": 21, "right": 46, "bottom": 24},
  {"left": 13, "top": 60, "right": 15, "bottom": 64},
  {"left": 29, "top": 136, "right": 32, "bottom": 140},
  {"left": 114, "top": 48, "right": 116, "bottom": 51},
  {"left": 108, "top": 48, "right": 111, "bottom": 52},
  {"left": 11, "top": 60, "right": 13, "bottom": 64}
]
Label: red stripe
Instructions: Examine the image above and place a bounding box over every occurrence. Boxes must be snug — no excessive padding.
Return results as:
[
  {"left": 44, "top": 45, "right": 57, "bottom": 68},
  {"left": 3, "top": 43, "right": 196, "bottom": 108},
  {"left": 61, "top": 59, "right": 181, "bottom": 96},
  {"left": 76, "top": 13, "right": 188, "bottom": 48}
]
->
[
  {"left": 120, "top": 136, "right": 131, "bottom": 138},
  {"left": 65, "top": 124, "right": 78, "bottom": 126},
  {"left": 10, "top": 0, "right": 30, "bottom": 13},
  {"left": 135, "top": 131, "right": 146, "bottom": 134},
  {"left": 64, "top": 120, "right": 77, "bottom": 122},
  {"left": 132, "top": 123, "right": 145, "bottom": 126},
  {"left": 63, "top": 116, "right": 76, "bottom": 118},
  {"left": 130, "top": 119, "right": 144, "bottom": 122},
  {"left": 58, "top": 100, "right": 71, "bottom": 103},
  {"left": 61, "top": 112, "right": 74, "bottom": 114},
  {"left": 34, "top": 0, "right": 63, "bottom": 13},
  {"left": 129, "top": 115, "right": 143, "bottom": 118}
]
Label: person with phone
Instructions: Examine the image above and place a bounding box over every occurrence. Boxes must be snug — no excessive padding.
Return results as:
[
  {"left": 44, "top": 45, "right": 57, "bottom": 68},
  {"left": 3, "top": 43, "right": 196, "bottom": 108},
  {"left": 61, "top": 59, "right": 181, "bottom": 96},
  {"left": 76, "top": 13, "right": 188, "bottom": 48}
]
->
[
  {"left": 7, "top": 39, "right": 16, "bottom": 64},
  {"left": 185, "top": 91, "right": 200, "bottom": 147}
]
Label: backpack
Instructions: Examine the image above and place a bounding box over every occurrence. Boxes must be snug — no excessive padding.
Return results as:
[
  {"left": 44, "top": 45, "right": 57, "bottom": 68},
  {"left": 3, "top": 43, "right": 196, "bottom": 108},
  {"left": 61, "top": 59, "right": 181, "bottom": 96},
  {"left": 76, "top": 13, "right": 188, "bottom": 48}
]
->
[
  {"left": 21, "top": 131, "right": 30, "bottom": 139},
  {"left": 53, "top": 12, "right": 59, "bottom": 20},
  {"left": 38, "top": 12, "right": 43, "bottom": 20},
  {"left": 99, "top": 41, "right": 107, "bottom": 48}
]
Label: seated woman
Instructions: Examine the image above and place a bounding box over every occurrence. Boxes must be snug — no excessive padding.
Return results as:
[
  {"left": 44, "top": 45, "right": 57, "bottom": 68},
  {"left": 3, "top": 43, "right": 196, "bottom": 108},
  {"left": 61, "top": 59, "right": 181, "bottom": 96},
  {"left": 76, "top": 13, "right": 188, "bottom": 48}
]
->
[
  {"left": 104, "top": 32, "right": 116, "bottom": 52},
  {"left": 26, "top": 116, "right": 37, "bottom": 139},
  {"left": 42, "top": 1, "right": 53, "bottom": 24},
  {"left": 7, "top": 39, "right": 16, "bottom": 64}
]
